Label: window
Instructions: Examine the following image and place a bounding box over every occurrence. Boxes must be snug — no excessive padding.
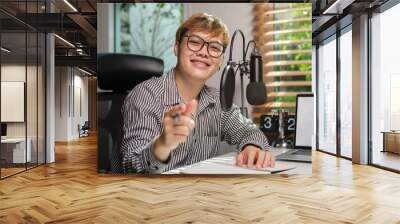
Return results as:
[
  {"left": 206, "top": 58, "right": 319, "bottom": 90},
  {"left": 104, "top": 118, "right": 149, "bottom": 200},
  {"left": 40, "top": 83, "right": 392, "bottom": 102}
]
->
[
  {"left": 317, "top": 36, "right": 337, "bottom": 154},
  {"left": 251, "top": 3, "right": 312, "bottom": 147},
  {"left": 0, "top": 1, "right": 47, "bottom": 179},
  {"left": 371, "top": 3, "right": 400, "bottom": 171},
  {"left": 339, "top": 27, "right": 352, "bottom": 158},
  {"left": 115, "top": 3, "right": 184, "bottom": 72}
]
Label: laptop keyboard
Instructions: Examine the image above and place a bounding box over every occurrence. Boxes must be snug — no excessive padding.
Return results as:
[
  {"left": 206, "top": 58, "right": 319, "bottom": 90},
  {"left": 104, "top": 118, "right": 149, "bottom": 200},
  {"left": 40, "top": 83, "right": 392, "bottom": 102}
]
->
[
  {"left": 275, "top": 149, "right": 312, "bottom": 163},
  {"left": 292, "top": 150, "right": 310, "bottom": 155}
]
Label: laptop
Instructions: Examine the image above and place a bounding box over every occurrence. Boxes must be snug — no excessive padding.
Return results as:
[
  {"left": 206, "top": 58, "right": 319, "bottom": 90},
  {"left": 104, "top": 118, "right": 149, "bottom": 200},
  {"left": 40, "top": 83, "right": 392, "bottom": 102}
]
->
[{"left": 276, "top": 94, "right": 314, "bottom": 163}]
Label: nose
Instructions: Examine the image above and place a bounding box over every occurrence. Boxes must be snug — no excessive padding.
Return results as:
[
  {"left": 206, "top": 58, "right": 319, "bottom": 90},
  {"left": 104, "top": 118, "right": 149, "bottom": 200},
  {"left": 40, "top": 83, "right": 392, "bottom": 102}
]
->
[{"left": 197, "top": 43, "right": 209, "bottom": 58}]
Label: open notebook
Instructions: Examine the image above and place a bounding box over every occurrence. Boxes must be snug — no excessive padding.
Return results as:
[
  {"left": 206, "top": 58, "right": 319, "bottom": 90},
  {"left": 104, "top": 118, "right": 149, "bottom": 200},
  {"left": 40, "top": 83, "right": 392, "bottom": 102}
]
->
[{"left": 178, "top": 156, "right": 296, "bottom": 175}]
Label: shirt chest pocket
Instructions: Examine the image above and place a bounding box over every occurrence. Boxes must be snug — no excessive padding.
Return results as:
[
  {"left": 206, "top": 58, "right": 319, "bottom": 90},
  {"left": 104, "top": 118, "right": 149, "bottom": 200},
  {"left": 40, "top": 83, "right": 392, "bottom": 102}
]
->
[{"left": 197, "top": 113, "right": 220, "bottom": 139}]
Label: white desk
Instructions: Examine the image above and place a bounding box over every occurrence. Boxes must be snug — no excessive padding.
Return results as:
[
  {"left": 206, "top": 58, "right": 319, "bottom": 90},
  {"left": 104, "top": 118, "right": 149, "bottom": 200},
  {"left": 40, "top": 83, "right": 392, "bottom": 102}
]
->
[
  {"left": 163, "top": 148, "right": 312, "bottom": 175},
  {"left": 1, "top": 138, "right": 31, "bottom": 163}
]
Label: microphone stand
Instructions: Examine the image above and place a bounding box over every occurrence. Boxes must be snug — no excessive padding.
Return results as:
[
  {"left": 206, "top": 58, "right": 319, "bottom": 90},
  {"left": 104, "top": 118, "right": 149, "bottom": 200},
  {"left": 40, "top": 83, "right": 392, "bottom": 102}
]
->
[
  {"left": 227, "top": 30, "right": 257, "bottom": 118},
  {"left": 240, "top": 70, "right": 247, "bottom": 117}
]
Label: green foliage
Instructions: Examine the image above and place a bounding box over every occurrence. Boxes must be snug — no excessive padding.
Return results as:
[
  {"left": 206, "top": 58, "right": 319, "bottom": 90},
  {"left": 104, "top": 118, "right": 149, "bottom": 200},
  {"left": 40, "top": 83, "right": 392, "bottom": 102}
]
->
[
  {"left": 117, "top": 3, "right": 183, "bottom": 72},
  {"left": 268, "top": 3, "right": 312, "bottom": 105},
  {"left": 276, "top": 96, "right": 296, "bottom": 102}
]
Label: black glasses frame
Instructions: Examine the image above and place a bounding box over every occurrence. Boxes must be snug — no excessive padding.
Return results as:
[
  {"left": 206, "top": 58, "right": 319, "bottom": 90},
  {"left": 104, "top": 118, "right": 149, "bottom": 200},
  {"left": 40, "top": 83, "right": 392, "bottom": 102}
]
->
[{"left": 183, "top": 34, "right": 226, "bottom": 58}]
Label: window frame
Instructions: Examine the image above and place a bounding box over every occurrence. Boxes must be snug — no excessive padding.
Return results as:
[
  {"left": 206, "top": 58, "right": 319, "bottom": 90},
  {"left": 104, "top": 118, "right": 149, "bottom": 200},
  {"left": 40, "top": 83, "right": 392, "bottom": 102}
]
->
[{"left": 315, "top": 21, "right": 353, "bottom": 161}]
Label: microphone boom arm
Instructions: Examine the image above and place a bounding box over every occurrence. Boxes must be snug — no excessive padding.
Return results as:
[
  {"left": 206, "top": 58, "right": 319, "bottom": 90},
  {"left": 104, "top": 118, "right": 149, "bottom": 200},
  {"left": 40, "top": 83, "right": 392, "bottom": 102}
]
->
[
  {"left": 227, "top": 30, "right": 254, "bottom": 117},
  {"left": 228, "top": 29, "right": 246, "bottom": 63},
  {"left": 221, "top": 29, "right": 265, "bottom": 117}
]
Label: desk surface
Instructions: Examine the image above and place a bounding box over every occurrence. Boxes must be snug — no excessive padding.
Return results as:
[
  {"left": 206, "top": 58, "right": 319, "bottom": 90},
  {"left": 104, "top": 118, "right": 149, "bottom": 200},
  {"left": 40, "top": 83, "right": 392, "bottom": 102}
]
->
[
  {"left": 381, "top": 131, "right": 400, "bottom": 134},
  {"left": 1, "top": 138, "right": 27, "bottom": 143},
  {"left": 164, "top": 148, "right": 312, "bottom": 175}
]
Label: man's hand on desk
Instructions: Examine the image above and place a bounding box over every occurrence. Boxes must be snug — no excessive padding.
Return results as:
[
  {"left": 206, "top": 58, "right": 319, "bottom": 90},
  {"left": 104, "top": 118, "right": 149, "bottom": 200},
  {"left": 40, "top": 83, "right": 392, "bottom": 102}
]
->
[{"left": 236, "top": 145, "right": 275, "bottom": 169}]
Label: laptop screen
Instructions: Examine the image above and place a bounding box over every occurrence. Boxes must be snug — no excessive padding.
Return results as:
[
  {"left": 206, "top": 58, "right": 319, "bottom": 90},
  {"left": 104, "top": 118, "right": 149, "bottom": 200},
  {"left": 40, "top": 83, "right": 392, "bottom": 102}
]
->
[{"left": 294, "top": 94, "right": 314, "bottom": 149}]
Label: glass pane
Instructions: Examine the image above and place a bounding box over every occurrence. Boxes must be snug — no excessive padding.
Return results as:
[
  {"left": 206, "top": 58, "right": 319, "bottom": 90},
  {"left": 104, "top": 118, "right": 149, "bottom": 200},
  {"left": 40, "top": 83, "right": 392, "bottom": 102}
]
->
[
  {"left": 317, "top": 37, "right": 337, "bottom": 154},
  {"left": 1, "top": 30, "right": 28, "bottom": 177},
  {"left": 115, "top": 3, "right": 183, "bottom": 72},
  {"left": 340, "top": 29, "right": 352, "bottom": 158},
  {"left": 27, "top": 31, "right": 38, "bottom": 169},
  {"left": 38, "top": 32, "right": 45, "bottom": 165},
  {"left": 371, "top": 4, "right": 400, "bottom": 171},
  {"left": 26, "top": 0, "right": 39, "bottom": 169}
]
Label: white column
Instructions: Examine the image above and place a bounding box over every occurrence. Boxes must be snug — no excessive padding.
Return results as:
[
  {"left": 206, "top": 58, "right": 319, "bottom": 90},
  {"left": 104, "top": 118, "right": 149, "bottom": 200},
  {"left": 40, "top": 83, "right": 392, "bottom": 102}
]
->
[
  {"left": 46, "top": 32, "right": 55, "bottom": 163},
  {"left": 312, "top": 45, "right": 317, "bottom": 150},
  {"left": 352, "top": 14, "right": 369, "bottom": 164}
]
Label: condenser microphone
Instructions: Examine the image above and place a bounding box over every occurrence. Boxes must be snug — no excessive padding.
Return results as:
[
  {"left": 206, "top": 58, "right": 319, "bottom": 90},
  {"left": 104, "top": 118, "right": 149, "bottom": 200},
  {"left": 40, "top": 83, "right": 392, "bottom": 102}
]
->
[
  {"left": 220, "top": 62, "right": 236, "bottom": 111},
  {"left": 246, "top": 48, "right": 267, "bottom": 105}
]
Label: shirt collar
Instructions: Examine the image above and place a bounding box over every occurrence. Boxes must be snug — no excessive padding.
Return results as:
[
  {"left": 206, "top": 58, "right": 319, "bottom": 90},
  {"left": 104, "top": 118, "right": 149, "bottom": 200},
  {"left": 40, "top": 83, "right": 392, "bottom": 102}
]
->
[
  {"left": 163, "top": 68, "right": 217, "bottom": 112},
  {"left": 163, "top": 69, "right": 183, "bottom": 106}
]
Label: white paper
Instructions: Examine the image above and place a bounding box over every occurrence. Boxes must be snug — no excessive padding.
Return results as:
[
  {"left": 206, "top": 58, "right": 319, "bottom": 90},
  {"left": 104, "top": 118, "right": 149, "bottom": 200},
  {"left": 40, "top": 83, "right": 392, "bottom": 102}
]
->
[{"left": 179, "top": 158, "right": 295, "bottom": 175}]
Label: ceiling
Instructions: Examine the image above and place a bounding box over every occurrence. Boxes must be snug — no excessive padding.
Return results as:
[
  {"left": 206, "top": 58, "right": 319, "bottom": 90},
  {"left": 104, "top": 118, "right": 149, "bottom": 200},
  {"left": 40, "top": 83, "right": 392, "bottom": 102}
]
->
[
  {"left": 0, "top": 0, "right": 97, "bottom": 72},
  {"left": 311, "top": 0, "right": 390, "bottom": 43}
]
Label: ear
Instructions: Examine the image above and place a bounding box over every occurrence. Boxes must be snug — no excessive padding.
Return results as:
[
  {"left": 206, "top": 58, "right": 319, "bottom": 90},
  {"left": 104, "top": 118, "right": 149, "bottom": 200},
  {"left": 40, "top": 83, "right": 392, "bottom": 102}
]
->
[
  {"left": 219, "top": 54, "right": 225, "bottom": 67},
  {"left": 174, "top": 42, "right": 179, "bottom": 56}
]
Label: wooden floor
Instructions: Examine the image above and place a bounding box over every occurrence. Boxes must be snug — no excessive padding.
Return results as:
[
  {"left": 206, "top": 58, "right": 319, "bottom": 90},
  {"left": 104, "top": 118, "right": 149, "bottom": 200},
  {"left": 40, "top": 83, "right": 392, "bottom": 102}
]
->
[
  {"left": 1, "top": 135, "right": 400, "bottom": 223},
  {"left": 373, "top": 151, "right": 400, "bottom": 171},
  {"left": 1, "top": 167, "right": 26, "bottom": 178}
]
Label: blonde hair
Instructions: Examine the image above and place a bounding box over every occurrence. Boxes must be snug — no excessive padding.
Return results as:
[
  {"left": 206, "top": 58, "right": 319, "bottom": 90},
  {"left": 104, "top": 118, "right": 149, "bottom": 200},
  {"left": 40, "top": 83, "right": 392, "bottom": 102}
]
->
[{"left": 176, "top": 12, "right": 230, "bottom": 48}]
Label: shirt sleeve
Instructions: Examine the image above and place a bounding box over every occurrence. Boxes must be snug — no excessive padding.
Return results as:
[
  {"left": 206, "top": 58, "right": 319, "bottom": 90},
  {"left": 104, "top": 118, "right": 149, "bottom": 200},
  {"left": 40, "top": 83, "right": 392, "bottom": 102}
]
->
[
  {"left": 221, "top": 104, "right": 270, "bottom": 152},
  {"left": 120, "top": 84, "right": 171, "bottom": 174}
]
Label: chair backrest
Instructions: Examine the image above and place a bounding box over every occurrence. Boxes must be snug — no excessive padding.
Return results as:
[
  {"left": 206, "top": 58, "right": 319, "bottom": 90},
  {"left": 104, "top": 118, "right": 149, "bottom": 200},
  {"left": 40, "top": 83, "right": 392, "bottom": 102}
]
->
[
  {"left": 82, "top": 121, "right": 89, "bottom": 129},
  {"left": 97, "top": 53, "right": 164, "bottom": 173}
]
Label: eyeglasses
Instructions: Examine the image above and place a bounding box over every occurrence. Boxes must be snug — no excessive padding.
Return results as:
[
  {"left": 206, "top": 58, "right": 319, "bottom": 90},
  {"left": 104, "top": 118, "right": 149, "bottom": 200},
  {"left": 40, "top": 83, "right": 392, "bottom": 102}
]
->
[{"left": 183, "top": 34, "right": 225, "bottom": 58}]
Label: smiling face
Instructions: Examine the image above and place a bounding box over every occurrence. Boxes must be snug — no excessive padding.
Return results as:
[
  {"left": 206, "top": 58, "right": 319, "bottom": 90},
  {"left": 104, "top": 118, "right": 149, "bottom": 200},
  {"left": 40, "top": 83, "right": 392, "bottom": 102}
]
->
[
  {"left": 173, "top": 13, "right": 229, "bottom": 83},
  {"left": 174, "top": 31, "right": 225, "bottom": 82}
]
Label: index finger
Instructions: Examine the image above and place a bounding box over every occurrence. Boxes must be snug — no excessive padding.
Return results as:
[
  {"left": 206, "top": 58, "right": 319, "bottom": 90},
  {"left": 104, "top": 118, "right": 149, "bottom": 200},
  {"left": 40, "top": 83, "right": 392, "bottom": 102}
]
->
[
  {"left": 182, "top": 100, "right": 198, "bottom": 117},
  {"left": 166, "top": 104, "right": 186, "bottom": 118}
]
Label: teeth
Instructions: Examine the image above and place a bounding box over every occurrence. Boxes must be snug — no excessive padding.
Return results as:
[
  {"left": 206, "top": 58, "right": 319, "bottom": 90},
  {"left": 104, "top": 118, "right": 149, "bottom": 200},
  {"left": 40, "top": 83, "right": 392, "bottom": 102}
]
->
[{"left": 192, "top": 60, "right": 209, "bottom": 66}]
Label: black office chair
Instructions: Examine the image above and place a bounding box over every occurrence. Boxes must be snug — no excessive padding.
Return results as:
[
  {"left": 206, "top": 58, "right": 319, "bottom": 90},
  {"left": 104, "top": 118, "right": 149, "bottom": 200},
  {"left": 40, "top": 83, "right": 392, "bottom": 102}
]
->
[
  {"left": 78, "top": 121, "right": 90, "bottom": 138},
  {"left": 97, "top": 53, "right": 164, "bottom": 173}
]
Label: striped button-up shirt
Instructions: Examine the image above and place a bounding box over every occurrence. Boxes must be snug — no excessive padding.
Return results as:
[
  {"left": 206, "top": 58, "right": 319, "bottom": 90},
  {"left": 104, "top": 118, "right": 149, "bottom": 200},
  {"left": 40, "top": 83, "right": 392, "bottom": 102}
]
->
[{"left": 120, "top": 69, "right": 270, "bottom": 174}]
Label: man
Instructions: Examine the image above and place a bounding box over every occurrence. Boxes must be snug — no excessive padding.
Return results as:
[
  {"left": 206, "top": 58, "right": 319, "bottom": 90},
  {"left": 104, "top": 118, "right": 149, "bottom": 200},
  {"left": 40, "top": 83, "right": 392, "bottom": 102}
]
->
[{"left": 121, "top": 12, "right": 275, "bottom": 174}]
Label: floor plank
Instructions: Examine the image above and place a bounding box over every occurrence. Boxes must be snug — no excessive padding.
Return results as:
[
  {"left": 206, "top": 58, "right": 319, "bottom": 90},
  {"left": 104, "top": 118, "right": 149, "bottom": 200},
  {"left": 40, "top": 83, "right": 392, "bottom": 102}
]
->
[{"left": 0, "top": 134, "right": 400, "bottom": 223}]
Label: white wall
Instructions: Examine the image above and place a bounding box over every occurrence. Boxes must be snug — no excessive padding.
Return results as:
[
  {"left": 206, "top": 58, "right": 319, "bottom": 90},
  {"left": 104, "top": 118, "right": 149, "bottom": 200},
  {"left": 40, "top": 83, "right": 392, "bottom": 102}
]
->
[
  {"left": 54, "top": 67, "right": 89, "bottom": 141},
  {"left": 73, "top": 73, "right": 89, "bottom": 137},
  {"left": 1, "top": 65, "right": 37, "bottom": 137},
  {"left": 1, "top": 65, "right": 27, "bottom": 139},
  {"left": 1, "top": 63, "right": 47, "bottom": 163}
]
